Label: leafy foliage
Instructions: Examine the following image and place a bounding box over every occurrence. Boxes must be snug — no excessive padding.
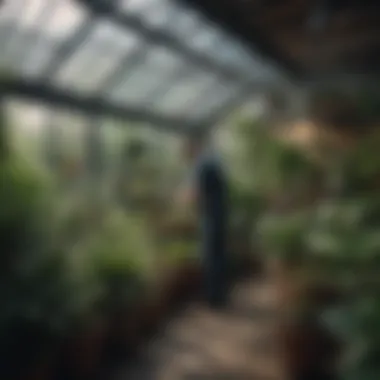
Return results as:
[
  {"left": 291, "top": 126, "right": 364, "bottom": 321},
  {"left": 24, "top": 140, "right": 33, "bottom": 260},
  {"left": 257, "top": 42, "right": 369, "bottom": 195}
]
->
[
  {"left": 253, "top": 129, "right": 380, "bottom": 380},
  {"left": 0, "top": 156, "right": 101, "bottom": 340},
  {"left": 88, "top": 210, "right": 153, "bottom": 312},
  {"left": 257, "top": 211, "right": 311, "bottom": 262},
  {"left": 165, "top": 239, "right": 198, "bottom": 264}
]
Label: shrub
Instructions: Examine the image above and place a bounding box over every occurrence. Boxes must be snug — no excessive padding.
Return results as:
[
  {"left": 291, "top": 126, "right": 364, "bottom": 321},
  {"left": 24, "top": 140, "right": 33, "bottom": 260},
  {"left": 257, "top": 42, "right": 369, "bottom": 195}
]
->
[{"left": 88, "top": 210, "right": 152, "bottom": 313}]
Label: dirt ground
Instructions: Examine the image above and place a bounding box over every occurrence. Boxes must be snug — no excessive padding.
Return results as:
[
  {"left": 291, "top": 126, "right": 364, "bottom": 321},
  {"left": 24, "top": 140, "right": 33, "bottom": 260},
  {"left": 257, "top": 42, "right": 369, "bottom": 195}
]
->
[{"left": 111, "top": 278, "right": 283, "bottom": 380}]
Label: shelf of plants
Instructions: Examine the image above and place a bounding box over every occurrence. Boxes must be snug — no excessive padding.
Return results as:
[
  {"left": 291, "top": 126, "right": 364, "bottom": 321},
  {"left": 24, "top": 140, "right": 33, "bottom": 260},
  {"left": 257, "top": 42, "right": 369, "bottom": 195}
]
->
[
  {"left": 251, "top": 120, "right": 380, "bottom": 380},
  {"left": 0, "top": 112, "right": 258, "bottom": 379}
]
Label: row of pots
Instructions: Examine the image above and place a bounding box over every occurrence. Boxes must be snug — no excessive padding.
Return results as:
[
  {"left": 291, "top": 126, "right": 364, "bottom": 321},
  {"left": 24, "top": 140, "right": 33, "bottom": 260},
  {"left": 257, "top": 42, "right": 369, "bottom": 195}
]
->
[
  {"left": 269, "top": 258, "right": 342, "bottom": 380},
  {"left": 4, "top": 245, "right": 259, "bottom": 380},
  {"left": 3, "top": 259, "right": 228, "bottom": 380}
]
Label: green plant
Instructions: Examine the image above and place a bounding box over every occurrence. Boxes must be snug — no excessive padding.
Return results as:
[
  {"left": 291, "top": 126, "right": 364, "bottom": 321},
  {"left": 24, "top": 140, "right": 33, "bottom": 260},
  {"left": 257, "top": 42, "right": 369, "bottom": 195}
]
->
[
  {"left": 0, "top": 153, "right": 101, "bottom": 373},
  {"left": 230, "top": 184, "right": 267, "bottom": 218},
  {"left": 165, "top": 239, "right": 198, "bottom": 265},
  {"left": 231, "top": 119, "right": 320, "bottom": 198},
  {"left": 323, "top": 295, "right": 380, "bottom": 380},
  {"left": 338, "top": 133, "right": 380, "bottom": 196},
  {"left": 0, "top": 154, "right": 59, "bottom": 285},
  {"left": 304, "top": 137, "right": 380, "bottom": 380},
  {"left": 89, "top": 210, "right": 152, "bottom": 312},
  {"left": 257, "top": 211, "right": 311, "bottom": 263}
]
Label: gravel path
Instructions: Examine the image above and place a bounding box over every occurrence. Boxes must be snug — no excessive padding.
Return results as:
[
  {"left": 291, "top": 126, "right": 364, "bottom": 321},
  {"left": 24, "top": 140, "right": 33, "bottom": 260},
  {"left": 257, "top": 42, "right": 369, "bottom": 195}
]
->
[{"left": 112, "top": 278, "right": 283, "bottom": 380}]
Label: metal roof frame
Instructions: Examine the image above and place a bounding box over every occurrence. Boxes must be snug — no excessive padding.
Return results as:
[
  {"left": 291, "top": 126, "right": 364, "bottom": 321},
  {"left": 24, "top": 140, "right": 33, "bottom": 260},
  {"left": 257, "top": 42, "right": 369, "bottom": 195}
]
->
[
  {"left": 1, "top": 78, "right": 201, "bottom": 132},
  {"left": 0, "top": 0, "right": 284, "bottom": 133}
]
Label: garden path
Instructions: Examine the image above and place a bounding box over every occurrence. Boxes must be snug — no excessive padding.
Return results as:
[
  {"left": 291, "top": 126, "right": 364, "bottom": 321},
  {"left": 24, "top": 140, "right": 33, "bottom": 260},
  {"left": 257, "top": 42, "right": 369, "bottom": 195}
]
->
[{"left": 113, "top": 278, "right": 283, "bottom": 380}]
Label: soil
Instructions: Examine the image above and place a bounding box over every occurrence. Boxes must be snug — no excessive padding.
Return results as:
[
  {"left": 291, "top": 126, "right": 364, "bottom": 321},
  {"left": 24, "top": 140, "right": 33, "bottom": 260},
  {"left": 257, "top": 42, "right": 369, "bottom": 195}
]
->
[{"left": 107, "top": 278, "right": 283, "bottom": 380}]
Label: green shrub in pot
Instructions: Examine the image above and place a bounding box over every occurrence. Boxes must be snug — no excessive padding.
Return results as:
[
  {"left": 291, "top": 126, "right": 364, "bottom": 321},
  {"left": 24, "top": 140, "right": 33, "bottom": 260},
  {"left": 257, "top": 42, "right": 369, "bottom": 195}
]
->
[
  {"left": 323, "top": 295, "right": 380, "bottom": 380},
  {"left": 306, "top": 198, "right": 380, "bottom": 280},
  {"left": 89, "top": 210, "right": 151, "bottom": 314},
  {"left": 0, "top": 157, "right": 101, "bottom": 377},
  {"left": 229, "top": 184, "right": 267, "bottom": 237},
  {"left": 0, "top": 156, "right": 55, "bottom": 268},
  {"left": 306, "top": 198, "right": 380, "bottom": 380},
  {"left": 163, "top": 238, "right": 201, "bottom": 303},
  {"left": 234, "top": 123, "right": 320, "bottom": 198}
]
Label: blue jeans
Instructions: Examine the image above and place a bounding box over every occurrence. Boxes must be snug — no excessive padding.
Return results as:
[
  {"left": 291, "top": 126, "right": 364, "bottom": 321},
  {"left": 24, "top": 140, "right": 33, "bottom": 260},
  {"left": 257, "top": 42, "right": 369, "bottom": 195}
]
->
[{"left": 201, "top": 216, "right": 227, "bottom": 305}]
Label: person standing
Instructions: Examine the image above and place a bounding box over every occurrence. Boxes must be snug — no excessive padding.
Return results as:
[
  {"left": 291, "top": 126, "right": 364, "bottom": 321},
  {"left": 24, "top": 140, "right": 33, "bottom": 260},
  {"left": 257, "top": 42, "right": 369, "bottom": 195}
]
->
[{"left": 179, "top": 133, "right": 229, "bottom": 309}]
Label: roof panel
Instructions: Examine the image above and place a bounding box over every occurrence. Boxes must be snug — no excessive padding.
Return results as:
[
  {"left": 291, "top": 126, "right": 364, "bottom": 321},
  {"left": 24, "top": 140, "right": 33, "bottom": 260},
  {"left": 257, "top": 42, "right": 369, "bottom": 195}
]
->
[
  {"left": 108, "top": 45, "right": 191, "bottom": 105},
  {"left": 151, "top": 72, "right": 219, "bottom": 117},
  {"left": 187, "top": 81, "right": 240, "bottom": 121},
  {"left": 0, "top": 0, "right": 284, "bottom": 132},
  {"left": 119, "top": 0, "right": 279, "bottom": 81},
  {"left": 120, "top": 0, "right": 161, "bottom": 14},
  {"left": 41, "top": 0, "right": 86, "bottom": 40},
  {"left": 52, "top": 19, "right": 141, "bottom": 95},
  {"left": 0, "top": 0, "right": 88, "bottom": 78},
  {"left": 140, "top": 64, "right": 197, "bottom": 107}
]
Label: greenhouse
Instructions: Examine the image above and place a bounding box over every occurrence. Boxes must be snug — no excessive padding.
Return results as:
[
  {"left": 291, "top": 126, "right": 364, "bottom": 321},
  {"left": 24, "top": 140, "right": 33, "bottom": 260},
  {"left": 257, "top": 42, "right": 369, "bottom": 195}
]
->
[{"left": 1, "top": 0, "right": 380, "bottom": 379}]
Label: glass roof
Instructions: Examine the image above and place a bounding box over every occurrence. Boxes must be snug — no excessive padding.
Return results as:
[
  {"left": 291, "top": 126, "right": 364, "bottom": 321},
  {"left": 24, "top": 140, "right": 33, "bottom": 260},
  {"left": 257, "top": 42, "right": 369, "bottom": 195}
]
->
[{"left": 0, "top": 0, "right": 285, "bottom": 132}]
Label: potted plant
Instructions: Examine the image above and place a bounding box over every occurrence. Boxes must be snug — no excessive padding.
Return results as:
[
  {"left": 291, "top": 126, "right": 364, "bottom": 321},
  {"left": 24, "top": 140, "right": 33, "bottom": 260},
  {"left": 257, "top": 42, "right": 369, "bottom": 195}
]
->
[
  {"left": 308, "top": 195, "right": 380, "bottom": 380},
  {"left": 97, "top": 257, "right": 146, "bottom": 358},
  {"left": 323, "top": 294, "right": 380, "bottom": 380},
  {"left": 163, "top": 239, "right": 201, "bottom": 307},
  {"left": 257, "top": 211, "right": 310, "bottom": 287},
  {"left": 88, "top": 210, "right": 151, "bottom": 362},
  {"left": 257, "top": 207, "right": 343, "bottom": 380},
  {"left": 0, "top": 152, "right": 66, "bottom": 380},
  {"left": 57, "top": 247, "right": 106, "bottom": 380},
  {"left": 0, "top": 253, "right": 71, "bottom": 380}
]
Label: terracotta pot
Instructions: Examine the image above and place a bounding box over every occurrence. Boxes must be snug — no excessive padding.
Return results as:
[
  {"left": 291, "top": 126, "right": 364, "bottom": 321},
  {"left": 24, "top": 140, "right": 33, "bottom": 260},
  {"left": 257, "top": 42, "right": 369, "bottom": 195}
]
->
[
  {"left": 136, "top": 298, "right": 165, "bottom": 337},
  {"left": 232, "top": 252, "right": 257, "bottom": 279},
  {"left": 160, "top": 266, "right": 180, "bottom": 309},
  {"left": 107, "top": 307, "right": 141, "bottom": 351},
  {"left": 62, "top": 317, "right": 106, "bottom": 379},
  {"left": 176, "top": 262, "right": 202, "bottom": 297},
  {"left": 0, "top": 324, "right": 59, "bottom": 380},
  {"left": 267, "top": 257, "right": 306, "bottom": 313},
  {"left": 154, "top": 275, "right": 172, "bottom": 320},
  {"left": 23, "top": 351, "right": 57, "bottom": 380},
  {"left": 5, "top": 347, "right": 58, "bottom": 380},
  {"left": 278, "top": 316, "right": 340, "bottom": 380},
  {"left": 270, "top": 260, "right": 342, "bottom": 380},
  {"left": 158, "top": 262, "right": 202, "bottom": 312}
]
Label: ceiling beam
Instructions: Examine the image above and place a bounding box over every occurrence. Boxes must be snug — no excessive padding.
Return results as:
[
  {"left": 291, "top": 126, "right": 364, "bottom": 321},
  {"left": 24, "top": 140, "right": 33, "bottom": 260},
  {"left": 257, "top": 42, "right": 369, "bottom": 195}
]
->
[
  {"left": 76, "top": 0, "right": 254, "bottom": 85},
  {"left": 0, "top": 78, "right": 203, "bottom": 133}
]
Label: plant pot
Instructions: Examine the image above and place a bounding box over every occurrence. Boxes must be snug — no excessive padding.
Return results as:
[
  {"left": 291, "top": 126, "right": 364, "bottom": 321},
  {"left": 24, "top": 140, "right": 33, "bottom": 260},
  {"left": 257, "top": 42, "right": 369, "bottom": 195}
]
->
[
  {"left": 267, "top": 257, "right": 307, "bottom": 313},
  {"left": 2, "top": 344, "right": 58, "bottom": 380},
  {"left": 20, "top": 347, "right": 58, "bottom": 380},
  {"left": 135, "top": 297, "right": 165, "bottom": 338},
  {"left": 159, "top": 265, "right": 180, "bottom": 311},
  {"left": 0, "top": 322, "right": 59, "bottom": 380},
  {"left": 232, "top": 252, "right": 257, "bottom": 279},
  {"left": 177, "top": 261, "right": 202, "bottom": 297},
  {"left": 61, "top": 317, "right": 106, "bottom": 379},
  {"left": 278, "top": 315, "right": 340, "bottom": 380},
  {"left": 157, "top": 261, "right": 200, "bottom": 313},
  {"left": 271, "top": 262, "right": 342, "bottom": 380},
  {"left": 109, "top": 309, "right": 140, "bottom": 346}
]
